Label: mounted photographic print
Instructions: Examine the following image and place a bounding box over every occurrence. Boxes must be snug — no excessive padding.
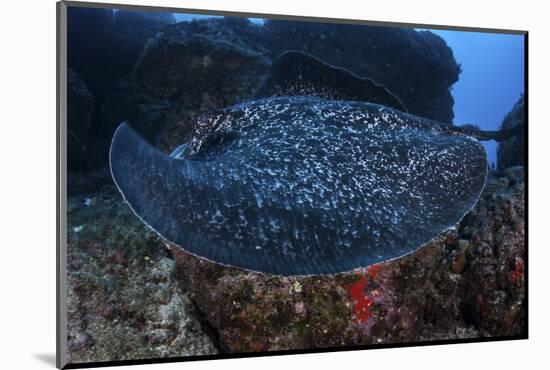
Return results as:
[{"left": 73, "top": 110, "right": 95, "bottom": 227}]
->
[{"left": 56, "top": 1, "right": 528, "bottom": 368}]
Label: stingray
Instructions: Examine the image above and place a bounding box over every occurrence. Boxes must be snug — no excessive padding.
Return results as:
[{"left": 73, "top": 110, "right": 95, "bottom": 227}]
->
[{"left": 110, "top": 51, "right": 522, "bottom": 276}]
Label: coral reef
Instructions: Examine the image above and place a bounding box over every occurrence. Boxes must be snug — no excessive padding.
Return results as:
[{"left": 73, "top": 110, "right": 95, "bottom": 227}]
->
[{"left": 498, "top": 95, "right": 525, "bottom": 170}]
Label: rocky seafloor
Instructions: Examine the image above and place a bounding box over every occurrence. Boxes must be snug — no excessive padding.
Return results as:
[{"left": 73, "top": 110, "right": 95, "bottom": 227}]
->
[
  {"left": 66, "top": 166, "right": 525, "bottom": 362},
  {"left": 66, "top": 187, "right": 219, "bottom": 363}
]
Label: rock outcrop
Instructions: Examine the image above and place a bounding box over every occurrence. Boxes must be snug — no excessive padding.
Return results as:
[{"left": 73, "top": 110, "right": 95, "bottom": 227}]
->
[
  {"left": 67, "top": 7, "right": 175, "bottom": 105},
  {"left": 105, "top": 18, "right": 460, "bottom": 151},
  {"left": 264, "top": 20, "right": 460, "bottom": 122},
  {"left": 67, "top": 15, "right": 461, "bottom": 180},
  {"left": 67, "top": 7, "right": 176, "bottom": 172},
  {"left": 100, "top": 18, "right": 270, "bottom": 153},
  {"left": 497, "top": 95, "right": 525, "bottom": 170},
  {"left": 109, "top": 10, "right": 176, "bottom": 82},
  {"left": 168, "top": 167, "right": 525, "bottom": 352}
]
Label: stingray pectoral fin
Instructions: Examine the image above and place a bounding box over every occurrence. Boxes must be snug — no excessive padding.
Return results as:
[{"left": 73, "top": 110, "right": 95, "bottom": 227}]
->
[
  {"left": 255, "top": 50, "right": 407, "bottom": 112},
  {"left": 109, "top": 122, "right": 210, "bottom": 252},
  {"left": 111, "top": 122, "right": 286, "bottom": 275},
  {"left": 110, "top": 122, "right": 283, "bottom": 273}
]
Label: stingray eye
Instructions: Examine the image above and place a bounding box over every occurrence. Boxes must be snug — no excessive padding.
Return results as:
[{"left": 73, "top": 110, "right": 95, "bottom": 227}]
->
[
  {"left": 209, "top": 130, "right": 239, "bottom": 146},
  {"left": 192, "top": 130, "right": 240, "bottom": 161}
]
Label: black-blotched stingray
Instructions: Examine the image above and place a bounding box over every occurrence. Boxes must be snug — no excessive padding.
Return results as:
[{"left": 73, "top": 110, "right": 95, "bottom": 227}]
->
[{"left": 110, "top": 51, "right": 521, "bottom": 276}]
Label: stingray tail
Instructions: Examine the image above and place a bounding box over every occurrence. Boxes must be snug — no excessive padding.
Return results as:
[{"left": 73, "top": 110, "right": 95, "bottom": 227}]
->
[{"left": 459, "top": 123, "right": 524, "bottom": 142}]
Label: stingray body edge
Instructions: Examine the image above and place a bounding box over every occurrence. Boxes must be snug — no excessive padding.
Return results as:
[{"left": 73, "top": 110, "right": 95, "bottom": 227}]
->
[{"left": 109, "top": 97, "right": 488, "bottom": 276}]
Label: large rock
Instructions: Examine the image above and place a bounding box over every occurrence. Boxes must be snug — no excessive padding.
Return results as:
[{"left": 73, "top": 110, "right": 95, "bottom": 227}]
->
[
  {"left": 264, "top": 20, "right": 460, "bottom": 122},
  {"left": 497, "top": 95, "right": 525, "bottom": 170},
  {"left": 108, "top": 10, "right": 176, "bottom": 90},
  {"left": 100, "top": 18, "right": 270, "bottom": 153},
  {"left": 67, "top": 7, "right": 175, "bottom": 104},
  {"left": 169, "top": 167, "right": 525, "bottom": 352},
  {"left": 68, "top": 14, "right": 461, "bottom": 173},
  {"left": 90, "top": 79, "right": 172, "bottom": 172},
  {"left": 67, "top": 69, "right": 94, "bottom": 172},
  {"left": 99, "top": 17, "right": 459, "bottom": 160},
  {"left": 67, "top": 7, "right": 176, "bottom": 176}
]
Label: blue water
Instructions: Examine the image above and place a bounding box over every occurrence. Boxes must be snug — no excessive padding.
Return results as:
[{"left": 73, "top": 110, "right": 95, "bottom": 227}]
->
[
  {"left": 427, "top": 30, "right": 524, "bottom": 167},
  {"left": 172, "top": 14, "right": 525, "bottom": 166}
]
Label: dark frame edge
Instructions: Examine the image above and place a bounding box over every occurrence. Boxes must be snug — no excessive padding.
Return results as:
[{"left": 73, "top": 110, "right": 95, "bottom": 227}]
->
[
  {"left": 57, "top": 1, "right": 69, "bottom": 369},
  {"left": 62, "top": 334, "right": 528, "bottom": 369},
  {"left": 523, "top": 32, "right": 530, "bottom": 339},
  {"left": 61, "top": 0, "right": 527, "bottom": 35}
]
